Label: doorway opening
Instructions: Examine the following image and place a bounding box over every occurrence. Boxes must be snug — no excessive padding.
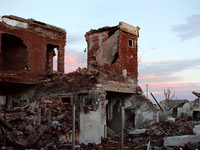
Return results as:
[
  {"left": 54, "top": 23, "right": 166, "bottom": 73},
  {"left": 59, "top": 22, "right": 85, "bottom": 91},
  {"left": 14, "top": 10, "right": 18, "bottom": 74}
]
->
[{"left": 106, "top": 92, "right": 135, "bottom": 134}]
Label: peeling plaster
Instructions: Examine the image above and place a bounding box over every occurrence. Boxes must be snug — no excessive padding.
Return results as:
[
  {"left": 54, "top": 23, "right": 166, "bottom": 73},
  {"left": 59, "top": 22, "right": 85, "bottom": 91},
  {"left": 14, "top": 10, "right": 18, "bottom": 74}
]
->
[
  {"left": 3, "top": 18, "right": 28, "bottom": 29},
  {"left": 98, "top": 32, "right": 107, "bottom": 47},
  {"left": 96, "top": 30, "right": 119, "bottom": 66}
]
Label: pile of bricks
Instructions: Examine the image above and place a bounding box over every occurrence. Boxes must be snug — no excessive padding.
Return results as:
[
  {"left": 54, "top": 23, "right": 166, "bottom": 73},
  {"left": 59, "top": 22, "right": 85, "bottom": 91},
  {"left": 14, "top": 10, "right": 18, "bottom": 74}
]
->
[
  {"left": 0, "top": 96, "right": 79, "bottom": 149},
  {"left": 1, "top": 95, "right": 200, "bottom": 149}
]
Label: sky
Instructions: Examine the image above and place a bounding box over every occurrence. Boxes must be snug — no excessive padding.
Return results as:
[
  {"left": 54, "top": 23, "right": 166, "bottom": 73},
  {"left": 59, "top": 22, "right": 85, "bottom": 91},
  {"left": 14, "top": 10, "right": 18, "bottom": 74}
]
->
[{"left": 0, "top": 0, "right": 200, "bottom": 102}]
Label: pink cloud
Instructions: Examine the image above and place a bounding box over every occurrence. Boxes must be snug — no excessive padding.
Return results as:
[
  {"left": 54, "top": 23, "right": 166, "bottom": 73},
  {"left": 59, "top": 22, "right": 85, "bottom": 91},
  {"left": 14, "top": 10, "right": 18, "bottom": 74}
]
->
[
  {"left": 139, "top": 75, "right": 163, "bottom": 79},
  {"left": 64, "top": 54, "right": 87, "bottom": 73},
  {"left": 139, "top": 82, "right": 200, "bottom": 102}
]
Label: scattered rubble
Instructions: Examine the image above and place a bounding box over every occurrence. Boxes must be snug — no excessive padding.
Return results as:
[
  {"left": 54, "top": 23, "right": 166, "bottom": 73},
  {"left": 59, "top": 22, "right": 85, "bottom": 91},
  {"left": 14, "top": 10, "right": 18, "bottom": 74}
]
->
[
  {"left": 0, "top": 96, "right": 200, "bottom": 149},
  {"left": 0, "top": 96, "right": 79, "bottom": 149}
]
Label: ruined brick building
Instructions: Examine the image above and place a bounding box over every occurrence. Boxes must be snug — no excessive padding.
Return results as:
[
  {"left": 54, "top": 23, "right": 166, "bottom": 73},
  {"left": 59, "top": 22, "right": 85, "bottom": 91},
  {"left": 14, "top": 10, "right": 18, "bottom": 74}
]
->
[{"left": 0, "top": 15, "right": 156, "bottom": 145}]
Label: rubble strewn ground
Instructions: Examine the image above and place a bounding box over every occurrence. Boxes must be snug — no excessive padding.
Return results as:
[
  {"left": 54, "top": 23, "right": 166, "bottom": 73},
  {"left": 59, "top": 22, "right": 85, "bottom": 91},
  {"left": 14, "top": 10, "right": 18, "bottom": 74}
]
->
[{"left": 0, "top": 96, "right": 200, "bottom": 149}]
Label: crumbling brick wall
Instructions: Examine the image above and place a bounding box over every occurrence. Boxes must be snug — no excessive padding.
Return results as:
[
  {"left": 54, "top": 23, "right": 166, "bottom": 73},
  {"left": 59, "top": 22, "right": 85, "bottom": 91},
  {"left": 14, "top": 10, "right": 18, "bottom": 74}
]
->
[
  {"left": 85, "top": 22, "right": 139, "bottom": 85},
  {"left": 118, "top": 30, "right": 138, "bottom": 80},
  {"left": 0, "top": 15, "right": 66, "bottom": 76}
]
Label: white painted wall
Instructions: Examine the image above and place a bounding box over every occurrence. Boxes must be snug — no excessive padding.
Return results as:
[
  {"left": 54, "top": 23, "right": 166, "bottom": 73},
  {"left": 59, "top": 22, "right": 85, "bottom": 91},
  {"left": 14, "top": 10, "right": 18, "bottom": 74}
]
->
[{"left": 79, "top": 101, "right": 104, "bottom": 144}]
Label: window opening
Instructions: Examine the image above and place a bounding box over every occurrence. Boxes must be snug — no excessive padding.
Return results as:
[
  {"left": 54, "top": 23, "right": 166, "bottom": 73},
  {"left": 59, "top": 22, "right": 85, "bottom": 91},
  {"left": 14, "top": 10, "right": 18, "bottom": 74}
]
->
[
  {"left": 46, "top": 44, "right": 58, "bottom": 74},
  {"left": 129, "top": 39, "right": 133, "bottom": 47},
  {"left": 85, "top": 98, "right": 93, "bottom": 106},
  {"left": 53, "top": 48, "right": 58, "bottom": 71},
  {"left": 61, "top": 97, "right": 71, "bottom": 104}
]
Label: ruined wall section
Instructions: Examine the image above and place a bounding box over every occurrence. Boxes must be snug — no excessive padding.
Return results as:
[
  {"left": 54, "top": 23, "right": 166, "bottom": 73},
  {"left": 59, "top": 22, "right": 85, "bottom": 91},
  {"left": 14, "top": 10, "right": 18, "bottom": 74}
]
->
[
  {"left": 85, "top": 23, "right": 139, "bottom": 87},
  {"left": 132, "top": 94, "right": 157, "bottom": 128},
  {"left": 0, "top": 16, "right": 66, "bottom": 77},
  {"left": 117, "top": 30, "right": 138, "bottom": 83},
  {"left": 85, "top": 30, "right": 110, "bottom": 71}
]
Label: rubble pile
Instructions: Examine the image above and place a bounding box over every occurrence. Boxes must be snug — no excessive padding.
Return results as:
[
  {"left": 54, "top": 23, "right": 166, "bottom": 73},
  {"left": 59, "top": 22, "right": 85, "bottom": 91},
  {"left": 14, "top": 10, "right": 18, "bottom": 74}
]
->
[
  {"left": 0, "top": 96, "right": 200, "bottom": 149},
  {"left": 78, "top": 115, "right": 200, "bottom": 150},
  {"left": 0, "top": 96, "right": 79, "bottom": 149}
]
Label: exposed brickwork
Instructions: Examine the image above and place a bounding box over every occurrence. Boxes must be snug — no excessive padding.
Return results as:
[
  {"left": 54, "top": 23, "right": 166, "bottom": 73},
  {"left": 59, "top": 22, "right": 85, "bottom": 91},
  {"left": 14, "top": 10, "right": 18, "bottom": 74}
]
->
[
  {"left": 117, "top": 30, "right": 138, "bottom": 81},
  {"left": 85, "top": 23, "right": 139, "bottom": 85},
  {"left": 0, "top": 16, "right": 66, "bottom": 83}
]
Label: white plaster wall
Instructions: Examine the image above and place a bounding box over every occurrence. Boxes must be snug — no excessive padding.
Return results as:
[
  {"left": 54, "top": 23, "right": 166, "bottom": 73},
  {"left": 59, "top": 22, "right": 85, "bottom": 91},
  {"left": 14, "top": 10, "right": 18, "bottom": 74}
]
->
[
  {"left": 177, "top": 102, "right": 193, "bottom": 117},
  {"left": 0, "top": 16, "right": 2, "bottom": 22},
  {"left": 79, "top": 101, "right": 103, "bottom": 144},
  {"left": 98, "top": 32, "right": 108, "bottom": 47},
  {"left": 134, "top": 99, "right": 156, "bottom": 128},
  {"left": 135, "top": 109, "right": 154, "bottom": 128},
  {"left": 2, "top": 18, "right": 28, "bottom": 28}
]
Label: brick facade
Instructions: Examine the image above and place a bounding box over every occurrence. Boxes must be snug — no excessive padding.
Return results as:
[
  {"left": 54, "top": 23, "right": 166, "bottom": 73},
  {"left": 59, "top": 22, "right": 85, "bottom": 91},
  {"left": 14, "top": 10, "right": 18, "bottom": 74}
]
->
[
  {"left": 85, "top": 22, "right": 139, "bottom": 84},
  {"left": 0, "top": 16, "right": 66, "bottom": 78}
]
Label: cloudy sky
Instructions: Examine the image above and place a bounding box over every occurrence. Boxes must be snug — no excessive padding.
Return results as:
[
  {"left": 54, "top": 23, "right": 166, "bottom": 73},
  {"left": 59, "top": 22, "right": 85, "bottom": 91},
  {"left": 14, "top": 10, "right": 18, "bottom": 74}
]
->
[{"left": 0, "top": 0, "right": 200, "bottom": 102}]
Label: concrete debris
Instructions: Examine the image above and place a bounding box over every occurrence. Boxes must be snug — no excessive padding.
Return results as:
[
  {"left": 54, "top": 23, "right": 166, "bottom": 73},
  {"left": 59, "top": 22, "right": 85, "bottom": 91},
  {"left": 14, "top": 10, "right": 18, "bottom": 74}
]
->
[
  {"left": 129, "top": 128, "right": 149, "bottom": 137},
  {"left": 0, "top": 98, "right": 200, "bottom": 149},
  {"left": 164, "top": 135, "right": 200, "bottom": 147},
  {"left": 193, "top": 125, "right": 200, "bottom": 135}
]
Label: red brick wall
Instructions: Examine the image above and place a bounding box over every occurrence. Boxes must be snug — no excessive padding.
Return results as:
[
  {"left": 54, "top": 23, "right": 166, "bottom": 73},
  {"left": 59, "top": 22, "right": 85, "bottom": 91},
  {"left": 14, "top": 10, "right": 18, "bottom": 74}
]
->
[
  {"left": 0, "top": 20, "right": 66, "bottom": 76},
  {"left": 86, "top": 29, "right": 138, "bottom": 84},
  {"left": 117, "top": 30, "right": 138, "bottom": 81}
]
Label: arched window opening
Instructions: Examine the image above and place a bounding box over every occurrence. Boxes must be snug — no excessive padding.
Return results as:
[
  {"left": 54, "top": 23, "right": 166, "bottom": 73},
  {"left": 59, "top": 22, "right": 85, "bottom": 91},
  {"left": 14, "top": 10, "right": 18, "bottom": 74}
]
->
[{"left": 1, "top": 33, "right": 28, "bottom": 72}]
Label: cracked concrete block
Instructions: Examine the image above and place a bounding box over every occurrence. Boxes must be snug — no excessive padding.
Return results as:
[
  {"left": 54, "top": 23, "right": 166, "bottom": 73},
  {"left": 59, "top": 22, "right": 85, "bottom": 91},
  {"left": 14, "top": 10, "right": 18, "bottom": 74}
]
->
[
  {"left": 129, "top": 129, "right": 149, "bottom": 137},
  {"left": 193, "top": 125, "right": 200, "bottom": 135},
  {"left": 164, "top": 135, "right": 200, "bottom": 146}
]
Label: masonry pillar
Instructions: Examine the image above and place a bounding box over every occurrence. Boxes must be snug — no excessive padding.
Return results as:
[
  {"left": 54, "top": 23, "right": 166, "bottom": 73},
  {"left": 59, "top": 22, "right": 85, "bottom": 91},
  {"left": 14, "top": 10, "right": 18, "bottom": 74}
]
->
[{"left": 57, "top": 45, "right": 64, "bottom": 73}]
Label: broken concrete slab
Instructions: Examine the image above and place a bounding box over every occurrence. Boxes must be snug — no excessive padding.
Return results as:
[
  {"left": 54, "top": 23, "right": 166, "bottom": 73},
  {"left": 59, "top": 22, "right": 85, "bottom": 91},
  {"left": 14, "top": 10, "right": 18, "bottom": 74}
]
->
[
  {"left": 164, "top": 135, "right": 200, "bottom": 147},
  {"left": 129, "top": 129, "right": 149, "bottom": 137},
  {"left": 193, "top": 125, "right": 200, "bottom": 135}
]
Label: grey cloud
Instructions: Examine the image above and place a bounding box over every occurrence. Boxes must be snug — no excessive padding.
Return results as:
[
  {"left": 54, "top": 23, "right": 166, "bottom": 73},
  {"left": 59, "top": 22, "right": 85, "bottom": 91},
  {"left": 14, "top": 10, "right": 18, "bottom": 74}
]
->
[
  {"left": 138, "top": 58, "right": 200, "bottom": 83},
  {"left": 67, "top": 34, "right": 85, "bottom": 44},
  {"left": 171, "top": 14, "right": 200, "bottom": 41},
  {"left": 139, "top": 58, "right": 200, "bottom": 74}
]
